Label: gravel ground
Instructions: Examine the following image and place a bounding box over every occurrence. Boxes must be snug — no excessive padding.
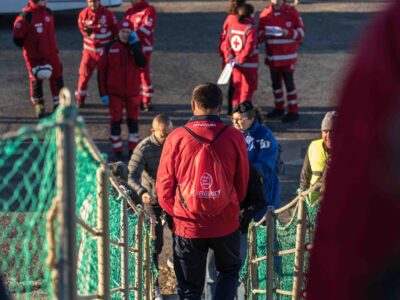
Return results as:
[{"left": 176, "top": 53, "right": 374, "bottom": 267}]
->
[{"left": 0, "top": 0, "right": 385, "bottom": 296}]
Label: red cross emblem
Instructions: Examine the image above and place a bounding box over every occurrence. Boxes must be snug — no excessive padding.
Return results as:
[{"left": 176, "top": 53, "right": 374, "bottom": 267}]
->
[{"left": 231, "top": 35, "right": 243, "bottom": 51}]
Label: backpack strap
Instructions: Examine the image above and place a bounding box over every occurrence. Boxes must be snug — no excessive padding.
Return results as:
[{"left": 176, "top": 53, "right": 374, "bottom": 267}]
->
[
  {"left": 183, "top": 125, "right": 229, "bottom": 145},
  {"left": 211, "top": 125, "right": 229, "bottom": 145}
]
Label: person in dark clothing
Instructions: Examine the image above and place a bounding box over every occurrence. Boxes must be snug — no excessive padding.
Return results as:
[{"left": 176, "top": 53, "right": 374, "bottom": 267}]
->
[
  {"left": 128, "top": 114, "right": 173, "bottom": 300},
  {"left": 205, "top": 162, "right": 265, "bottom": 300}
]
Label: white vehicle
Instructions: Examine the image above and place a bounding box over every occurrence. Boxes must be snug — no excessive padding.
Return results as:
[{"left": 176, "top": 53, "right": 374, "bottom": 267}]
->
[{"left": 0, "top": 0, "right": 122, "bottom": 14}]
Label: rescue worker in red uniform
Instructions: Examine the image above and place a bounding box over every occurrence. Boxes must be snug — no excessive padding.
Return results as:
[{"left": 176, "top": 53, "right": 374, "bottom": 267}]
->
[
  {"left": 124, "top": 0, "right": 157, "bottom": 112},
  {"left": 13, "top": 0, "right": 64, "bottom": 119},
  {"left": 98, "top": 21, "right": 147, "bottom": 160},
  {"left": 75, "top": 0, "right": 118, "bottom": 108},
  {"left": 258, "top": 0, "right": 305, "bottom": 123},
  {"left": 222, "top": 4, "right": 258, "bottom": 108},
  {"left": 218, "top": 0, "right": 246, "bottom": 115}
]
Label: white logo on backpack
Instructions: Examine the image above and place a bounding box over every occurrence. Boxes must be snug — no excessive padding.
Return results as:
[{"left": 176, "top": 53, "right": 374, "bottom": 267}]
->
[{"left": 200, "top": 172, "right": 213, "bottom": 189}]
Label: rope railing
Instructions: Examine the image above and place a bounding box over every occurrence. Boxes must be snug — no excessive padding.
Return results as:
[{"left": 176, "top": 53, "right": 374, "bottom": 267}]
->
[{"left": 246, "top": 183, "right": 322, "bottom": 300}]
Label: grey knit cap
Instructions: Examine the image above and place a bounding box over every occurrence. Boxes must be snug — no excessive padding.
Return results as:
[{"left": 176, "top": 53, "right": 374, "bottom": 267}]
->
[{"left": 321, "top": 111, "right": 337, "bottom": 131}]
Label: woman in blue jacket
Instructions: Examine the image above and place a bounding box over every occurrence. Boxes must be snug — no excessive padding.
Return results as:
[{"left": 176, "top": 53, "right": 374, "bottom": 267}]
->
[{"left": 232, "top": 100, "right": 281, "bottom": 220}]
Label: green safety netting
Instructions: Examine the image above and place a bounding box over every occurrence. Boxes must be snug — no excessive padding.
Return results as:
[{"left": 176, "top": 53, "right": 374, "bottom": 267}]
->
[
  {"left": 241, "top": 197, "right": 319, "bottom": 300},
  {"left": 0, "top": 106, "right": 156, "bottom": 299}
]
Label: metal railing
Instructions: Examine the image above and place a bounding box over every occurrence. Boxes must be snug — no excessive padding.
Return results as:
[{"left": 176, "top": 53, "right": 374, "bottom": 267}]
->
[{"left": 45, "top": 88, "right": 155, "bottom": 300}]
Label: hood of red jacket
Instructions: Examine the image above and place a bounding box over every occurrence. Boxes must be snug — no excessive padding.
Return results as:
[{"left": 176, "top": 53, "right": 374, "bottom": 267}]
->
[{"left": 239, "top": 16, "right": 255, "bottom": 25}]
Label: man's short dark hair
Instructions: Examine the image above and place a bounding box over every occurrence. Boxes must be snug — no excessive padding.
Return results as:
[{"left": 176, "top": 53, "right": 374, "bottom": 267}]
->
[{"left": 192, "top": 83, "right": 223, "bottom": 110}]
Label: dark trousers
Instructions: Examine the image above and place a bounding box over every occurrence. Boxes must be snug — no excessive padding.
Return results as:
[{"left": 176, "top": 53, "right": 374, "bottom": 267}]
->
[
  {"left": 144, "top": 204, "right": 164, "bottom": 286},
  {"left": 173, "top": 229, "right": 241, "bottom": 300}
]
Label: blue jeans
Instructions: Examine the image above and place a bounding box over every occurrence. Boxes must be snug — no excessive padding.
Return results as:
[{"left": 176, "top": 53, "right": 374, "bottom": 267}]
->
[
  {"left": 174, "top": 229, "right": 241, "bottom": 300},
  {"left": 205, "top": 233, "right": 248, "bottom": 300}
]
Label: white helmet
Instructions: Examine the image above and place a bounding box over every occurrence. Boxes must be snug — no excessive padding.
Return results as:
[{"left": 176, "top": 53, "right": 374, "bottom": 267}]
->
[{"left": 32, "top": 64, "right": 53, "bottom": 80}]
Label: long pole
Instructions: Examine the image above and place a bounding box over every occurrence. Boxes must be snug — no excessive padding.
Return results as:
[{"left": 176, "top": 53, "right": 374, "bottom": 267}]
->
[
  {"left": 292, "top": 198, "right": 306, "bottom": 300},
  {"left": 97, "top": 165, "right": 110, "bottom": 299},
  {"left": 266, "top": 210, "right": 275, "bottom": 300},
  {"left": 56, "top": 88, "right": 77, "bottom": 300}
]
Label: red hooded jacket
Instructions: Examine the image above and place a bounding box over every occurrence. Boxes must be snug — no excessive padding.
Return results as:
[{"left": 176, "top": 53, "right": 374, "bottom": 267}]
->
[
  {"left": 124, "top": 0, "right": 157, "bottom": 54},
  {"left": 97, "top": 39, "right": 146, "bottom": 98},
  {"left": 78, "top": 5, "right": 118, "bottom": 52},
  {"left": 156, "top": 115, "right": 249, "bottom": 239},
  {"left": 222, "top": 16, "right": 259, "bottom": 67},
  {"left": 258, "top": 3, "right": 304, "bottom": 67},
  {"left": 13, "top": 0, "right": 59, "bottom": 68}
]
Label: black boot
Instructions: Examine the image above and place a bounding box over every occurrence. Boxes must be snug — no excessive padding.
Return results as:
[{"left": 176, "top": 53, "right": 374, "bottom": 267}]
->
[
  {"left": 282, "top": 112, "right": 299, "bottom": 123},
  {"left": 266, "top": 109, "right": 285, "bottom": 119}
]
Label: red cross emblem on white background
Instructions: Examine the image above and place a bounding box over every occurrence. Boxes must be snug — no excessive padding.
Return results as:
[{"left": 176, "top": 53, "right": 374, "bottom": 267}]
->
[{"left": 231, "top": 35, "right": 243, "bottom": 51}]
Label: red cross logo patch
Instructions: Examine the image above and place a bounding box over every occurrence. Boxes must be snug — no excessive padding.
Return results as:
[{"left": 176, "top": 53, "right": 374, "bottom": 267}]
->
[{"left": 231, "top": 35, "right": 243, "bottom": 51}]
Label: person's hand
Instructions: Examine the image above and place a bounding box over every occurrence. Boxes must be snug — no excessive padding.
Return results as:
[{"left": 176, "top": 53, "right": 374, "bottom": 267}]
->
[
  {"left": 229, "top": 59, "right": 236, "bottom": 68},
  {"left": 282, "top": 29, "right": 289, "bottom": 37},
  {"left": 129, "top": 31, "right": 139, "bottom": 44},
  {"left": 101, "top": 95, "right": 109, "bottom": 105},
  {"left": 142, "top": 192, "right": 154, "bottom": 204}
]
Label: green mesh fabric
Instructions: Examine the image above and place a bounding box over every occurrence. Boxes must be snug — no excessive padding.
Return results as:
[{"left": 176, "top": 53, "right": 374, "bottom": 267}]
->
[
  {"left": 242, "top": 198, "right": 320, "bottom": 300},
  {"left": 0, "top": 114, "right": 58, "bottom": 299},
  {"left": 0, "top": 106, "right": 156, "bottom": 299}
]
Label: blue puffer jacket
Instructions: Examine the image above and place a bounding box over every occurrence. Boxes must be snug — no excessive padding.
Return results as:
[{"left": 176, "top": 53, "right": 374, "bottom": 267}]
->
[{"left": 244, "top": 120, "right": 280, "bottom": 220}]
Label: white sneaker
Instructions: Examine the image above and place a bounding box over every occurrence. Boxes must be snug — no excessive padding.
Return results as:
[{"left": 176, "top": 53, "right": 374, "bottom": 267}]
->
[{"left": 155, "top": 286, "right": 163, "bottom": 300}]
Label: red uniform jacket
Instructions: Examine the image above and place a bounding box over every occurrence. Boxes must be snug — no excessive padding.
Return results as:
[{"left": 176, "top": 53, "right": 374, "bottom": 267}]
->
[
  {"left": 307, "top": 2, "right": 400, "bottom": 299},
  {"left": 98, "top": 40, "right": 142, "bottom": 98},
  {"left": 258, "top": 3, "right": 304, "bottom": 67},
  {"left": 13, "top": 0, "right": 59, "bottom": 68},
  {"left": 78, "top": 5, "right": 118, "bottom": 53},
  {"left": 156, "top": 115, "right": 249, "bottom": 239},
  {"left": 124, "top": 0, "right": 157, "bottom": 54},
  {"left": 219, "top": 13, "right": 236, "bottom": 57},
  {"left": 222, "top": 17, "right": 259, "bottom": 68}
]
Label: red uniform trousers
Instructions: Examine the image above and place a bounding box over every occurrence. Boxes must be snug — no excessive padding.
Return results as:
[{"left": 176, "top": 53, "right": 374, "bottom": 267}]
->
[
  {"left": 139, "top": 52, "right": 153, "bottom": 105},
  {"left": 26, "top": 54, "right": 63, "bottom": 105},
  {"left": 109, "top": 95, "right": 141, "bottom": 153},
  {"left": 269, "top": 64, "right": 299, "bottom": 113},
  {"left": 75, "top": 50, "right": 101, "bottom": 103},
  {"left": 231, "top": 66, "right": 258, "bottom": 107}
]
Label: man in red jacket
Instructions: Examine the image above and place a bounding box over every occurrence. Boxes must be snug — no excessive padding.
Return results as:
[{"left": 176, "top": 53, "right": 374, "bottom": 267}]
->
[
  {"left": 13, "top": 0, "right": 64, "bottom": 119},
  {"left": 75, "top": 0, "right": 118, "bottom": 108},
  {"left": 124, "top": 0, "right": 157, "bottom": 112},
  {"left": 98, "top": 21, "right": 146, "bottom": 160},
  {"left": 156, "top": 83, "right": 249, "bottom": 299},
  {"left": 258, "top": 0, "right": 304, "bottom": 123}
]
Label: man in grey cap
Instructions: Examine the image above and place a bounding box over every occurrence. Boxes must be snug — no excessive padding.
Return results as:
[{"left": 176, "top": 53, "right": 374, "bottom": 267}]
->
[{"left": 299, "top": 111, "right": 337, "bottom": 203}]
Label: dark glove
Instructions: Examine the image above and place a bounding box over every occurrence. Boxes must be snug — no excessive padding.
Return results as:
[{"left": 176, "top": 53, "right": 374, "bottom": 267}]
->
[{"left": 85, "top": 28, "right": 93, "bottom": 37}]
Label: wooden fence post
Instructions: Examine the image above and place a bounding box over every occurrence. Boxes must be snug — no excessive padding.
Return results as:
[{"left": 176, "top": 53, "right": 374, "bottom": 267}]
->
[
  {"left": 249, "top": 225, "right": 258, "bottom": 300},
  {"left": 56, "top": 88, "right": 77, "bottom": 300},
  {"left": 292, "top": 198, "right": 307, "bottom": 300},
  {"left": 135, "top": 212, "right": 144, "bottom": 300},
  {"left": 121, "top": 197, "right": 129, "bottom": 299},
  {"left": 97, "top": 165, "right": 110, "bottom": 299},
  {"left": 266, "top": 210, "right": 275, "bottom": 300}
]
